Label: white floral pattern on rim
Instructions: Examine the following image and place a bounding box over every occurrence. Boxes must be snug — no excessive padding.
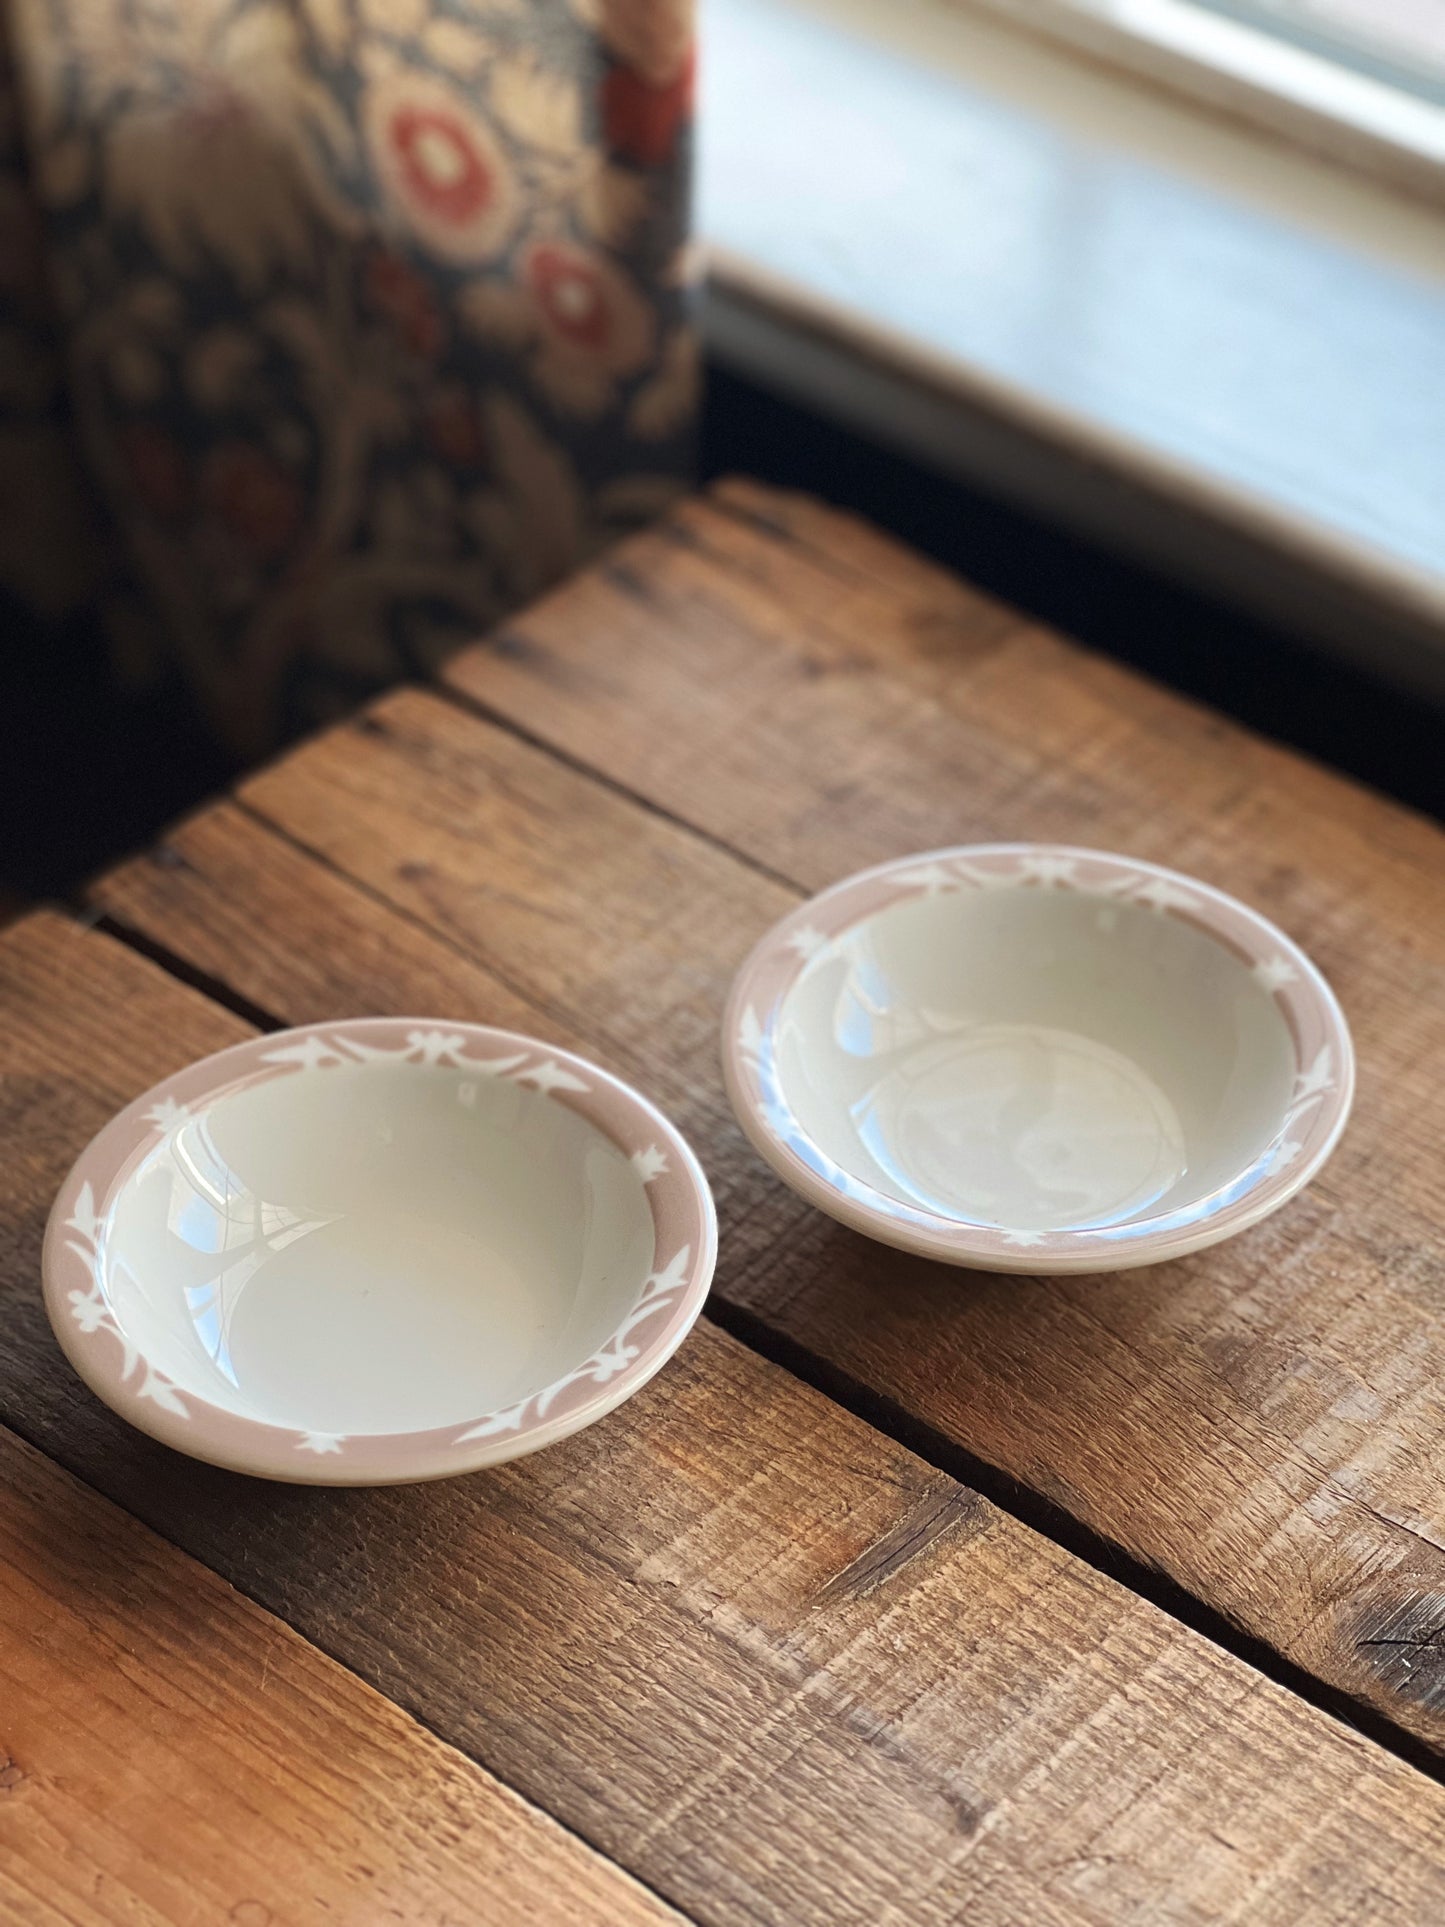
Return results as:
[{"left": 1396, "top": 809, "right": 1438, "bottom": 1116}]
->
[
  {"left": 451, "top": 1244, "right": 693, "bottom": 1442},
  {"left": 737, "top": 1003, "right": 766, "bottom": 1077},
  {"left": 631, "top": 1145, "right": 669, "bottom": 1182},
  {"left": 890, "top": 849, "right": 1205, "bottom": 914},
  {"left": 722, "top": 844, "right": 1355, "bottom": 1275},
  {"left": 48, "top": 1017, "right": 716, "bottom": 1479},
  {"left": 258, "top": 1025, "right": 591, "bottom": 1092},
  {"left": 63, "top": 1181, "right": 191, "bottom": 1419},
  {"left": 1265, "top": 1044, "right": 1339, "bottom": 1175}
]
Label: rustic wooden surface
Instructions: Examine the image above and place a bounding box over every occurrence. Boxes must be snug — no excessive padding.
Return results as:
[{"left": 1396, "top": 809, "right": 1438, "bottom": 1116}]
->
[
  {"left": 0, "top": 1421, "right": 682, "bottom": 1927},
  {"left": 8, "top": 910, "right": 1445, "bottom": 1922},
  {"left": 99, "top": 470, "right": 1445, "bottom": 1765},
  {"left": 97, "top": 475, "right": 1445, "bottom": 1758}
]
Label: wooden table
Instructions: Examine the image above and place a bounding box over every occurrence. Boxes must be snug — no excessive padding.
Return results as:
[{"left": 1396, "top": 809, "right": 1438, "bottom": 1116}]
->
[{"left": 4, "top": 480, "right": 1445, "bottom": 1924}]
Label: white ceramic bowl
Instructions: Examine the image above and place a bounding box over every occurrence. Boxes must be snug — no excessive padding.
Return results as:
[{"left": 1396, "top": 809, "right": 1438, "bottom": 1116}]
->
[
  {"left": 722, "top": 846, "right": 1353, "bottom": 1272},
  {"left": 43, "top": 1021, "right": 716, "bottom": 1482}
]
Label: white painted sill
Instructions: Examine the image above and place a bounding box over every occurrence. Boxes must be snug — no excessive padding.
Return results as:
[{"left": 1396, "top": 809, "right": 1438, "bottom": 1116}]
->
[
  {"left": 964, "top": 0, "right": 1445, "bottom": 207},
  {"left": 697, "top": 0, "right": 1445, "bottom": 697}
]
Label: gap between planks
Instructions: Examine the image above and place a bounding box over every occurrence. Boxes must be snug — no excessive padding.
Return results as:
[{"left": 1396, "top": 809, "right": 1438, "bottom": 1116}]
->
[
  {"left": 423, "top": 660, "right": 805, "bottom": 899},
  {"left": 0, "top": 1421, "right": 694, "bottom": 1927},
  {"left": 77, "top": 897, "right": 1445, "bottom": 1794}
]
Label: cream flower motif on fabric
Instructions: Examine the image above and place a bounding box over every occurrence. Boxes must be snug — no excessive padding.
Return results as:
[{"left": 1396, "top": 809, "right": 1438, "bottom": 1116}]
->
[
  {"left": 108, "top": 98, "right": 315, "bottom": 293},
  {"left": 360, "top": 0, "right": 427, "bottom": 35},
  {"left": 364, "top": 69, "right": 520, "bottom": 265},
  {"left": 489, "top": 55, "right": 584, "bottom": 156},
  {"left": 419, "top": 17, "right": 497, "bottom": 82},
  {"left": 102, "top": 6, "right": 359, "bottom": 293}
]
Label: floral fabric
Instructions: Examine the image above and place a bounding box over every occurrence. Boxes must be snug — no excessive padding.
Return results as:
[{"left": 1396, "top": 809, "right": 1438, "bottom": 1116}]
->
[{"left": 0, "top": 0, "right": 697, "bottom": 757}]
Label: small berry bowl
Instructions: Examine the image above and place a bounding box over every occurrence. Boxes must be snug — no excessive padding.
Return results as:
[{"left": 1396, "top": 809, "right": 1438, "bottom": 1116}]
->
[
  {"left": 723, "top": 846, "right": 1352, "bottom": 1273},
  {"left": 44, "top": 1020, "right": 716, "bottom": 1482}
]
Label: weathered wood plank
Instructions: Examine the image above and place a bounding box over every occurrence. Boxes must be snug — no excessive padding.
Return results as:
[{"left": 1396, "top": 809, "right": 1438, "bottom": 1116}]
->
[
  {"left": 8, "top": 908, "right": 1445, "bottom": 1925},
  {"left": 450, "top": 482, "right": 1445, "bottom": 893},
  {"left": 166, "top": 671, "right": 1445, "bottom": 1754},
  {"left": 99, "top": 484, "right": 1445, "bottom": 1756},
  {"left": 96, "top": 799, "right": 704, "bottom": 1099},
  {"left": 435, "top": 484, "right": 1445, "bottom": 1747},
  {"left": 0, "top": 1425, "right": 682, "bottom": 1927}
]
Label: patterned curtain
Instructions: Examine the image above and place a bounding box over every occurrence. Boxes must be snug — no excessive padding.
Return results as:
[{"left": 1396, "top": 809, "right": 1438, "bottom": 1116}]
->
[{"left": 0, "top": 0, "right": 697, "bottom": 764}]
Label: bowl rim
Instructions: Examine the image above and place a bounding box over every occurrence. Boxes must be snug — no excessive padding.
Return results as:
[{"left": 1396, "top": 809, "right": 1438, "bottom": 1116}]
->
[
  {"left": 42, "top": 1018, "right": 717, "bottom": 1483},
  {"left": 721, "top": 843, "right": 1355, "bottom": 1274}
]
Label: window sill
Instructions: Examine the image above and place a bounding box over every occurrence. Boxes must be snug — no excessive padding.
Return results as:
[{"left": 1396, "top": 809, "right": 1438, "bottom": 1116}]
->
[{"left": 698, "top": 0, "right": 1445, "bottom": 698}]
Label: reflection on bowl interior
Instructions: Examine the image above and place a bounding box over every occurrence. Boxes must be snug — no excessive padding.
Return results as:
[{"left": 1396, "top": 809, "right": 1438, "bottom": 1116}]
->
[
  {"left": 103, "top": 1064, "right": 656, "bottom": 1435},
  {"left": 775, "top": 889, "right": 1297, "bottom": 1233}
]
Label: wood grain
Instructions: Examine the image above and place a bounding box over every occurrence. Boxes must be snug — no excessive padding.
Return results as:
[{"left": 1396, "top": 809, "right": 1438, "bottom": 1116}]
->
[
  {"left": 438, "top": 481, "right": 1445, "bottom": 1745},
  {"left": 450, "top": 479, "right": 1445, "bottom": 893},
  {"left": 0, "top": 1425, "right": 681, "bottom": 1927},
  {"left": 9, "top": 911, "right": 1445, "bottom": 1925},
  {"left": 95, "top": 480, "right": 1445, "bottom": 1757}
]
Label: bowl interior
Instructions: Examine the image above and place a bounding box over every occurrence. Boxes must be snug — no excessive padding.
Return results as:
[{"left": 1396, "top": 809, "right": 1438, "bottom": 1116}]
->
[
  {"left": 775, "top": 887, "right": 1297, "bottom": 1234},
  {"left": 102, "top": 1062, "right": 656, "bottom": 1435}
]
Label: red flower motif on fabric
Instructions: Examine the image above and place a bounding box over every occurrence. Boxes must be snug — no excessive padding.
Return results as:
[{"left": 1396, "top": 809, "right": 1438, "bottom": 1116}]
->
[
  {"left": 424, "top": 386, "right": 488, "bottom": 468},
  {"left": 122, "top": 423, "right": 192, "bottom": 522},
  {"left": 518, "top": 242, "right": 655, "bottom": 413},
  {"left": 364, "top": 249, "right": 446, "bottom": 360},
  {"left": 365, "top": 72, "right": 520, "bottom": 266},
  {"left": 528, "top": 245, "right": 612, "bottom": 351},
  {"left": 602, "top": 46, "right": 695, "bottom": 168},
  {"left": 387, "top": 105, "right": 496, "bottom": 227},
  {"left": 204, "top": 443, "right": 303, "bottom": 560}
]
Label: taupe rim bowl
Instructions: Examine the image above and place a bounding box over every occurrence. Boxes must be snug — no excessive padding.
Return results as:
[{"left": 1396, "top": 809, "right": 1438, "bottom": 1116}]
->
[
  {"left": 43, "top": 1020, "right": 716, "bottom": 1483},
  {"left": 722, "top": 846, "right": 1353, "bottom": 1274}
]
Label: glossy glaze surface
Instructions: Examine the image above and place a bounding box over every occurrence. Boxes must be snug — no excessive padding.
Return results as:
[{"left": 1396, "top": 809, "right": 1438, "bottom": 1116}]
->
[
  {"left": 780, "top": 887, "right": 1295, "bottom": 1232},
  {"left": 44, "top": 1021, "right": 717, "bottom": 1481},
  {"left": 108, "top": 1063, "right": 656, "bottom": 1435},
  {"left": 724, "top": 846, "right": 1354, "bottom": 1271}
]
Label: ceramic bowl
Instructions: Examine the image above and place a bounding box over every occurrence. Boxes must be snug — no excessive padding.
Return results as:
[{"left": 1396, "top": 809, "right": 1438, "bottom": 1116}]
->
[
  {"left": 722, "top": 846, "right": 1353, "bottom": 1273},
  {"left": 43, "top": 1020, "right": 716, "bottom": 1482}
]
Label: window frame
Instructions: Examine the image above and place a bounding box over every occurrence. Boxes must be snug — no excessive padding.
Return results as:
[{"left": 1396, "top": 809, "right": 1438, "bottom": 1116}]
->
[{"left": 956, "top": 0, "right": 1445, "bottom": 203}]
